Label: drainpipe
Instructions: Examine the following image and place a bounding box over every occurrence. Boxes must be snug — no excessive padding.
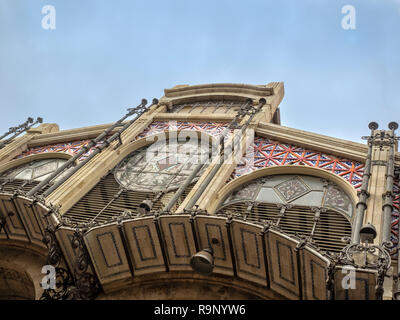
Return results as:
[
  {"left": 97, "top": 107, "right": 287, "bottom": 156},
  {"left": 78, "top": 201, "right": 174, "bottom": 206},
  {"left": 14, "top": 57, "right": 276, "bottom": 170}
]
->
[
  {"left": 27, "top": 99, "right": 150, "bottom": 197},
  {"left": 0, "top": 117, "right": 34, "bottom": 141},
  {"left": 42, "top": 99, "right": 157, "bottom": 197},
  {"left": 163, "top": 161, "right": 205, "bottom": 212},
  {"left": 0, "top": 117, "right": 43, "bottom": 149},
  {"left": 163, "top": 99, "right": 254, "bottom": 212},
  {"left": 185, "top": 98, "right": 266, "bottom": 211},
  {"left": 162, "top": 100, "right": 252, "bottom": 212}
]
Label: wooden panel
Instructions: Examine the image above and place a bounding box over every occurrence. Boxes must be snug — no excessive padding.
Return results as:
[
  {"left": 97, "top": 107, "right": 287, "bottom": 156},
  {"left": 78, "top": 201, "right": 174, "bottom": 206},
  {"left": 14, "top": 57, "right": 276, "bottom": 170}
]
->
[
  {"left": 194, "top": 215, "right": 233, "bottom": 276},
  {"left": 299, "top": 246, "right": 329, "bottom": 300},
  {"left": 231, "top": 220, "right": 267, "bottom": 286},
  {"left": 0, "top": 194, "right": 27, "bottom": 241},
  {"left": 122, "top": 217, "right": 166, "bottom": 276},
  {"left": 334, "top": 267, "right": 377, "bottom": 300},
  {"left": 84, "top": 224, "right": 132, "bottom": 286},
  {"left": 159, "top": 215, "right": 196, "bottom": 271},
  {"left": 14, "top": 196, "right": 45, "bottom": 247},
  {"left": 266, "top": 230, "right": 300, "bottom": 300}
]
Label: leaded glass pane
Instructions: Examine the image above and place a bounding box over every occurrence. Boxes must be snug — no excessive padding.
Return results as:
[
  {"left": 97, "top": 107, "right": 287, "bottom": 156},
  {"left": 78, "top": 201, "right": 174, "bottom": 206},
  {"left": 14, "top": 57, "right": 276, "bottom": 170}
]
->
[
  {"left": 14, "top": 169, "right": 34, "bottom": 180},
  {"left": 0, "top": 158, "right": 68, "bottom": 182},
  {"left": 32, "top": 161, "right": 58, "bottom": 179},
  {"left": 222, "top": 174, "right": 354, "bottom": 217}
]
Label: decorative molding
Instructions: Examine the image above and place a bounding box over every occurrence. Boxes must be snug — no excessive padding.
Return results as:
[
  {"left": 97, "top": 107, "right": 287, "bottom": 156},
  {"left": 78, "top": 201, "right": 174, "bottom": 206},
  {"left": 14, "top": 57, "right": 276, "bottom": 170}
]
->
[
  {"left": 256, "top": 123, "right": 368, "bottom": 162},
  {"left": 230, "top": 136, "right": 365, "bottom": 190},
  {"left": 160, "top": 83, "right": 275, "bottom": 107}
]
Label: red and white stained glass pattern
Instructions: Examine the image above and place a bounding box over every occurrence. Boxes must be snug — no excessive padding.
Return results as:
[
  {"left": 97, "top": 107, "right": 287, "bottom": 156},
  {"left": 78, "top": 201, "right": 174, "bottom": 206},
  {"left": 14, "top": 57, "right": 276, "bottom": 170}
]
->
[
  {"left": 15, "top": 140, "right": 100, "bottom": 161},
  {"left": 136, "top": 121, "right": 230, "bottom": 140},
  {"left": 230, "top": 136, "right": 365, "bottom": 189},
  {"left": 14, "top": 121, "right": 229, "bottom": 162},
  {"left": 392, "top": 176, "right": 400, "bottom": 248}
]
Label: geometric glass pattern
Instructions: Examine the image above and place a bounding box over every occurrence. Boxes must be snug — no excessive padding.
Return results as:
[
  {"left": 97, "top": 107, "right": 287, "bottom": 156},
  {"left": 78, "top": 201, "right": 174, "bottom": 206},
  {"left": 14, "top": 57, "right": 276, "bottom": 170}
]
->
[
  {"left": 14, "top": 121, "right": 230, "bottom": 162},
  {"left": 15, "top": 139, "right": 100, "bottom": 162},
  {"left": 273, "top": 176, "right": 311, "bottom": 202},
  {"left": 0, "top": 158, "right": 68, "bottom": 182},
  {"left": 231, "top": 136, "right": 365, "bottom": 190},
  {"left": 226, "top": 181, "right": 261, "bottom": 203},
  {"left": 323, "top": 185, "right": 352, "bottom": 213},
  {"left": 114, "top": 140, "right": 209, "bottom": 192},
  {"left": 221, "top": 174, "right": 354, "bottom": 218}
]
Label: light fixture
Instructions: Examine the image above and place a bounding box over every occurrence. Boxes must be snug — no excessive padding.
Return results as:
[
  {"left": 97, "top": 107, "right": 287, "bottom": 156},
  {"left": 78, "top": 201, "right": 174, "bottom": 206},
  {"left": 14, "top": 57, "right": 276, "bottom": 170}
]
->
[
  {"left": 351, "top": 223, "right": 379, "bottom": 267},
  {"left": 190, "top": 238, "right": 219, "bottom": 275},
  {"left": 138, "top": 199, "right": 153, "bottom": 215},
  {"left": 359, "top": 223, "right": 377, "bottom": 244}
]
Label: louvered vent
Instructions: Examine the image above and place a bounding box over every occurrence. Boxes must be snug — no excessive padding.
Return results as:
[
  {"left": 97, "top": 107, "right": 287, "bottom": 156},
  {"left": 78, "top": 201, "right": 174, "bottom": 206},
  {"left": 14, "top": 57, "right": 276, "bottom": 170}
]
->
[
  {"left": 217, "top": 202, "right": 351, "bottom": 252},
  {"left": 63, "top": 173, "right": 194, "bottom": 225},
  {"left": 0, "top": 179, "right": 50, "bottom": 195}
]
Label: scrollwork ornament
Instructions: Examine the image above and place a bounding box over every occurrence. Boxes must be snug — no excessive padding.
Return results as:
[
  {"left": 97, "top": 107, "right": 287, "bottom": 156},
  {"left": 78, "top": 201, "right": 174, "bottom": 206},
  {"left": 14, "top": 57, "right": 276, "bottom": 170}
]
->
[
  {"left": 40, "top": 226, "right": 77, "bottom": 300},
  {"left": 70, "top": 228, "right": 101, "bottom": 300},
  {"left": 337, "top": 241, "right": 391, "bottom": 270}
]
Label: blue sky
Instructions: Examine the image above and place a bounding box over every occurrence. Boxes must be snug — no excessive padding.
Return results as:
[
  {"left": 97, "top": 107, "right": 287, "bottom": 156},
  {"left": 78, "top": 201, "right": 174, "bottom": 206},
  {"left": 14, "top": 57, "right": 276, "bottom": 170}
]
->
[{"left": 0, "top": 0, "right": 399, "bottom": 143}]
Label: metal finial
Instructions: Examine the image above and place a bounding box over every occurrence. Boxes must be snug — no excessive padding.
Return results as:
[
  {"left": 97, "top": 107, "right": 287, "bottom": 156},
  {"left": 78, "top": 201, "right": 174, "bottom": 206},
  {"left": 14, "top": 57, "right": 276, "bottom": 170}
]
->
[
  {"left": 37, "top": 117, "right": 43, "bottom": 123},
  {"left": 388, "top": 122, "right": 399, "bottom": 130},
  {"left": 246, "top": 98, "right": 253, "bottom": 105},
  {"left": 368, "top": 122, "right": 379, "bottom": 130},
  {"left": 141, "top": 99, "right": 148, "bottom": 106},
  {"left": 27, "top": 117, "right": 34, "bottom": 123},
  {"left": 259, "top": 98, "right": 266, "bottom": 104},
  {"left": 152, "top": 98, "right": 159, "bottom": 105}
]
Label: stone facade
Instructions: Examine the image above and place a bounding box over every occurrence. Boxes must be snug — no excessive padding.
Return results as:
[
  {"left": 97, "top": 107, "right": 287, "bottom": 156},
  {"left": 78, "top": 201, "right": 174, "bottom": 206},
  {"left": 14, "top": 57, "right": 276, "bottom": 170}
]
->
[{"left": 0, "top": 82, "right": 398, "bottom": 300}]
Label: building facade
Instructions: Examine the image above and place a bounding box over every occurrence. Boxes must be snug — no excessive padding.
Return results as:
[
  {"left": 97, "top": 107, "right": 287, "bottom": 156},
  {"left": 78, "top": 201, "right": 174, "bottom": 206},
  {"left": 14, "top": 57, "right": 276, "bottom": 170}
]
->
[{"left": 0, "top": 82, "right": 399, "bottom": 300}]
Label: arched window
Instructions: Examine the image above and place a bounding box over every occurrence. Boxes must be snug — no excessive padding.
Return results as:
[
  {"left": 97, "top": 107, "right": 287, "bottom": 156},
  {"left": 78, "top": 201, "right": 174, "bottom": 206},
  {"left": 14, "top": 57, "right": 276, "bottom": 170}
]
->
[
  {"left": 217, "top": 174, "right": 353, "bottom": 252},
  {"left": 0, "top": 158, "right": 68, "bottom": 193},
  {"left": 64, "top": 139, "right": 210, "bottom": 225}
]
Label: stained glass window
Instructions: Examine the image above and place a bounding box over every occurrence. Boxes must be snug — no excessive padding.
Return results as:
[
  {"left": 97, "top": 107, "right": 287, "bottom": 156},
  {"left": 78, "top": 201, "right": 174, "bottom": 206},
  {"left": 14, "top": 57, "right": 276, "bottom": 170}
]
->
[
  {"left": 222, "top": 174, "right": 354, "bottom": 217},
  {"left": 0, "top": 158, "right": 68, "bottom": 182},
  {"left": 114, "top": 140, "right": 210, "bottom": 192}
]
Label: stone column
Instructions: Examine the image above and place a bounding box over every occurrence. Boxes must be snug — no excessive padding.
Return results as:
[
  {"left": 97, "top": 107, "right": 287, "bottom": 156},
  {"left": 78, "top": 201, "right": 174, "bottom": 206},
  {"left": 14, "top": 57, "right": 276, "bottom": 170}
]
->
[{"left": 363, "top": 129, "right": 392, "bottom": 244}]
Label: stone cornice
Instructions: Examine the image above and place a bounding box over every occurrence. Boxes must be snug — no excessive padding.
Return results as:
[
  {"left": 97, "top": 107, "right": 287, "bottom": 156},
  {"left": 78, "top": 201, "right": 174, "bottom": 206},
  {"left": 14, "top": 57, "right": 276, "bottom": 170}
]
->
[
  {"left": 159, "top": 83, "right": 280, "bottom": 107},
  {"left": 0, "top": 123, "right": 59, "bottom": 165},
  {"left": 27, "top": 115, "right": 234, "bottom": 147},
  {"left": 153, "top": 113, "right": 235, "bottom": 122},
  {"left": 27, "top": 123, "right": 118, "bottom": 147},
  {"left": 256, "top": 122, "right": 368, "bottom": 162},
  {"left": 164, "top": 83, "right": 274, "bottom": 98}
]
